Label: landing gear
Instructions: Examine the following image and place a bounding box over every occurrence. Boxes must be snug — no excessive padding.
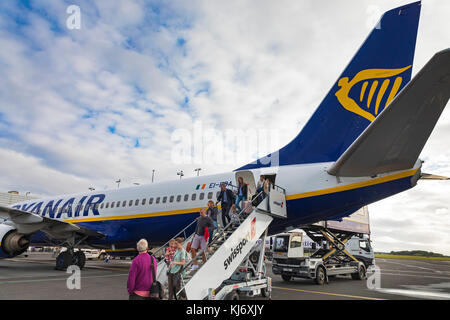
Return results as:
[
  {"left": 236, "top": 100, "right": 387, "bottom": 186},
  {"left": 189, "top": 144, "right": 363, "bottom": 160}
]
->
[
  {"left": 55, "top": 251, "right": 72, "bottom": 270},
  {"left": 55, "top": 250, "right": 86, "bottom": 270},
  {"left": 73, "top": 250, "right": 86, "bottom": 269}
]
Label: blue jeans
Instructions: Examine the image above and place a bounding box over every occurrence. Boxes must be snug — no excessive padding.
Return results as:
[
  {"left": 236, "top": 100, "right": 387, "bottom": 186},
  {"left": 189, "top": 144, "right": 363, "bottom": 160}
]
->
[
  {"left": 209, "top": 221, "right": 217, "bottom": 242},
  {"left": 235, "top": 195, "right": 246, "bottom": 212}
]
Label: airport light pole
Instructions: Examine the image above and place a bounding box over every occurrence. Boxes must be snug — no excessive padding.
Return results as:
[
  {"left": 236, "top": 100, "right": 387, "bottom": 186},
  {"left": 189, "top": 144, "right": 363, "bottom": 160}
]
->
[
  {"left": 152, "top": 169, "right": 155, "bottom": 183},
  {"left": 194, "top": 168, "right": 202, "bottom": 176},
  {"left": 177, "top": 170, "right": 184, "bottom": 179},
  {"left": 116, "top": 179, "right": 121, "bottom": 189},
  {"left": 88, "top": 187, "right": 95, "bottom": 191}
]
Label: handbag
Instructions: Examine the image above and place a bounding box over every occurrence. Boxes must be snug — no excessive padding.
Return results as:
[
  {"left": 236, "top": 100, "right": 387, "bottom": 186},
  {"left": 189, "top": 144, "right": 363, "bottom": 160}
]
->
[{"left": 149, "top": 255, "right": 163, "bottom": 300}]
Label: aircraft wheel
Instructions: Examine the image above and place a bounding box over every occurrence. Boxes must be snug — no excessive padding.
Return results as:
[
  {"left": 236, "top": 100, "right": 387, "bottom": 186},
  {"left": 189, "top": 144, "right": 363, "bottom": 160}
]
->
[
  {"left": 73, "top": 251, "right": 86, "bottom": 270},
  {"left": 55, "top": 251, "right": 72, "bottom": 271}
]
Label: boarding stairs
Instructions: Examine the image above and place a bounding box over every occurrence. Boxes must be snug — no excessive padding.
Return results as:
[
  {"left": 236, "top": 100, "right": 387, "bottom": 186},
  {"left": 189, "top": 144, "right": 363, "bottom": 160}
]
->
[{"left": 154, "top": 185, "right": 287, "bottom": 300}]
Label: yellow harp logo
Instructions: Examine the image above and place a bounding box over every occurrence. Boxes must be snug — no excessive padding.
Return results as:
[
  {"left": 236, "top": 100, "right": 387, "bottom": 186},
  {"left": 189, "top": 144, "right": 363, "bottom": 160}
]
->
[{"left": 335, "top": 66, "right": 411, "bottom": 122}]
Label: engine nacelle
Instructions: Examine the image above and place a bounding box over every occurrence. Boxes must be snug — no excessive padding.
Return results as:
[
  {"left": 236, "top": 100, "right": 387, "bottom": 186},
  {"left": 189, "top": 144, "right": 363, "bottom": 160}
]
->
[{"left": 0, "top": 224, "right": 30, "bottom": 258}]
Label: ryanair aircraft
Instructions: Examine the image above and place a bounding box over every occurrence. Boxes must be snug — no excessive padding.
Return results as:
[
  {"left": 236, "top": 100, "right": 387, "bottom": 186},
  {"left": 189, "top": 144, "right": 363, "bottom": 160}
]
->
[{"left": 1, "top": 1, "right": 449, "bottom": 269}]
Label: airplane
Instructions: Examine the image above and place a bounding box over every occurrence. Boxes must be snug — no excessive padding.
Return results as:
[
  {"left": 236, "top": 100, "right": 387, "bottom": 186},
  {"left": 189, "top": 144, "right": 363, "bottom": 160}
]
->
[{"left": 1, "top": 1, "right": 449, "bottom": 270}]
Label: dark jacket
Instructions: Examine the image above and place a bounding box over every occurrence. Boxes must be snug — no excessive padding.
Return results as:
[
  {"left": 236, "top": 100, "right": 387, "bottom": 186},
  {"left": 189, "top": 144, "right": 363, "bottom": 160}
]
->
[
  {"left": 217, "top": 188, "right": 235, "bottom": 205},
  {"left": 206, "top": 207, "right": 218, "bottom": 221},
  {"left": 195, "top": 216, "right": 214, "bottom": 236},
  {"left": 237, "top": 184, "right": 248, "bottom": 198}
]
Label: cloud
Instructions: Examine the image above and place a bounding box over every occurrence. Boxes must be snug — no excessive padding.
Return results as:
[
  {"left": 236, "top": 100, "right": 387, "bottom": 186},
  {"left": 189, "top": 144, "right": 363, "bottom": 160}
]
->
[{"left": 0, "top": 0, "right": 449, "bottom": 254}]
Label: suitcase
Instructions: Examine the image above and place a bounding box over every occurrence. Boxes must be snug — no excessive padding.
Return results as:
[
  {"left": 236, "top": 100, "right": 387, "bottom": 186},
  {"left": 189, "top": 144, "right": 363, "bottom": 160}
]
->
[{"left": 243, "top": 200, "right": 253, "bottom": 214}]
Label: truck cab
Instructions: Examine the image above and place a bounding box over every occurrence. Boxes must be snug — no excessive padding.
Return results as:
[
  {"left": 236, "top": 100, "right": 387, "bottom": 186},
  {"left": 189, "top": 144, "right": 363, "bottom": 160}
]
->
[{"left": 345, "top": 236, "right": 374, "bottom": 268}]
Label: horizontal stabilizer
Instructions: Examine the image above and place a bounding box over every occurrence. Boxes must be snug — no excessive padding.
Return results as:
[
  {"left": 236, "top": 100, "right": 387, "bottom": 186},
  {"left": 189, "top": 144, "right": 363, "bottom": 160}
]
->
[
  {"left": 329, "top": 49, "right": 450, "bottom": 177},
  {"left": 420, "top": 173, "right": 450, "bottom": 180}
]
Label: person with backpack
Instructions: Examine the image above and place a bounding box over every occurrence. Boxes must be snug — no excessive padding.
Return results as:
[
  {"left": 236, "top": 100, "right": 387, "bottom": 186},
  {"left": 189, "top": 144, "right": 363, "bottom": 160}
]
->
[
  {"left": 168, "top": 237, "right": 188, "bottom": 300},
  {"left": 190, "top": 208, "right": 214, "bottom": 271},
  {"left": 127, "top": 239, "right": 157, "bottom": 300}
]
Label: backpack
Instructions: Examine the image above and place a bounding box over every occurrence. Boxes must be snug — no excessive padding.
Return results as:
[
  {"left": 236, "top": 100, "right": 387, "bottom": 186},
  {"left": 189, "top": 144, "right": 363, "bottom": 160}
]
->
[{"left": 149, "top": 255, "right": 164, "bottom": 300}]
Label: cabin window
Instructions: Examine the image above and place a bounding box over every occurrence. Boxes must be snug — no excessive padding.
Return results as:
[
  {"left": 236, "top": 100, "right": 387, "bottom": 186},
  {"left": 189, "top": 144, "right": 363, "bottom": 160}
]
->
[
  {"left": 95, "top": 204, "right": 99, "bottom": 210},
  {"left": 184, "top": 194, "right": 189, "bottom": 201},
  {"left": 149, "top": 198, "right": 153, "bottom": 205},
  {"left": 135, "top": 199, "right": 139, "bottom": 206},
  {"left": 199, "top": 193, "right": 205, "bottom": 200},
  {"left": 191, "top": 193, "right": 196, "bottom": 201},
  {"left": 208, "top": 192, "right": 213, "bottom": 199},
  {"left": 129, "top": 200, "right": 133, "bottom": 206},
  {"left": 122, "top": 200, "right": 126, "bottom": 207},
  {"left": 156, "top": 197, "right": 160, "bottom": 204},
  {"left": 169, "top": 195, "right": 174, "bottom": 203},
  {"left": 111, "top": 202, "right": 115, "bottom": 208},
  {"left": 176, "top": 195, "right": 181, "bottom": 202},
  {"left": 162, "top": 196, "right": 167, "bottom": 203},
  {"left": 216, "top": 191, "right": 220, "bottom": 198},
  {"left": 142, "top": 198, "right": 146, "bottom": 205},
  {"left": 100, "top": 203, "right": 104, "bottom": 209},
  {"left": 106, "top": 202, "right": 109, "bottom": 208},
  {"left": 116, "top": 201, "right": 121, "bottom": 208}
]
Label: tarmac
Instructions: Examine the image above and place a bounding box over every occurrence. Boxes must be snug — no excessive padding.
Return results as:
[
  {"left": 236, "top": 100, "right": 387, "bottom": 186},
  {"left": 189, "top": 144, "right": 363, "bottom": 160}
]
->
[{"left": 0, "top": 253, "right": 449, "bottom": 300}]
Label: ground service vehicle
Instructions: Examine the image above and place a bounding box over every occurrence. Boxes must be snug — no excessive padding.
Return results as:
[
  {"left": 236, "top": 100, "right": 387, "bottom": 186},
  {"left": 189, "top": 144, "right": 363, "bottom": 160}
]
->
[{"left": 272, "top": 207, "right": 372, "bottom": 284}]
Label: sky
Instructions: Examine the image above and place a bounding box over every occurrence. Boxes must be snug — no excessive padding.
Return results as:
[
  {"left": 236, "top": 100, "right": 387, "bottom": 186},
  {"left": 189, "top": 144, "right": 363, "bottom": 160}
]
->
[{"left": 0, "top": 0, "right": 449, "bottom": 254}]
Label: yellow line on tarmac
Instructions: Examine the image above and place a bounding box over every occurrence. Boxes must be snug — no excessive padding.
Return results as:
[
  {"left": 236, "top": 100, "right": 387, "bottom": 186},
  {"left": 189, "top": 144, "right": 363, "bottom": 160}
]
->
[{"left": 272, "top": 286, "right": 386, "bottom": 300}]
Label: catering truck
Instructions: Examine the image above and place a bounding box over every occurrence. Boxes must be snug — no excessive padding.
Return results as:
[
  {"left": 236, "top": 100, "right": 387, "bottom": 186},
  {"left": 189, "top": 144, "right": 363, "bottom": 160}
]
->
[{"left": 271, "top": 206, "right": 373, "bottom": 284}]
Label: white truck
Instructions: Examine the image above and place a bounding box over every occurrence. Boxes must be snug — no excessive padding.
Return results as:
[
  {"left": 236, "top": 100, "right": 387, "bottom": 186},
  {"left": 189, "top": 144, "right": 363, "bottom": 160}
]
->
[{"left": 271, "top": 206, "right": 373, "bottom": 284}]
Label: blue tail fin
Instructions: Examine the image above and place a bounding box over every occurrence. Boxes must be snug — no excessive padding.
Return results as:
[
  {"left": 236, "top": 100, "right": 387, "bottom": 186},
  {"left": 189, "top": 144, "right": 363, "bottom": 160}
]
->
[{"left": 238, "top": 1, "right": 421, "bottom": 170}]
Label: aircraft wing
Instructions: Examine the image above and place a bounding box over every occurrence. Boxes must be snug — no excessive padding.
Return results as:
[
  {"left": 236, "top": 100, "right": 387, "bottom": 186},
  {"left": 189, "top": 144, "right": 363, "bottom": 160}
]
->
[
  {"left": 0, "top": 205, "right": 105, "bottom": 239},
  {"left": 329, "top": 49, "right": 450, "bottom": 177}
]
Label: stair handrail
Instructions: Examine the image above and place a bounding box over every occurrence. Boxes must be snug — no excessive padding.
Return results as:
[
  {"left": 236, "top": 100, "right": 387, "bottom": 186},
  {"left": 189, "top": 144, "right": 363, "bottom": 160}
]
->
[
  {"left": 151, "top": 218, "right": 198, "bottom": 259},
  {"left": 176, "top": 190, "right": 267, "bottom": 297}
]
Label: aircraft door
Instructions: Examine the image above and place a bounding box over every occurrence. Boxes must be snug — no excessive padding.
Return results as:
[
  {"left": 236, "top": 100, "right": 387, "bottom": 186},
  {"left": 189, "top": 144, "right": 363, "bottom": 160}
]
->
[{"left": 234, "top": 170, "right": 256, "bottom": 198}]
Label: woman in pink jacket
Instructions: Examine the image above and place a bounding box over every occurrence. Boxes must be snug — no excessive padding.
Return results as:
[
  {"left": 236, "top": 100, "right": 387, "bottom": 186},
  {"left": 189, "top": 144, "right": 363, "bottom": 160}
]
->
[{"left": 127, "top": 239, "right": 157, "bottom": 300}]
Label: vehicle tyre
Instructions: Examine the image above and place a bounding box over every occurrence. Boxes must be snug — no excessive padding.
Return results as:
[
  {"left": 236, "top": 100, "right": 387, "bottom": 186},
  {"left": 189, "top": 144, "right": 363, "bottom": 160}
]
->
[
  {"left": 73, "top": 251, "right": 86, "bottom": 270},
  {"left": 351, "top": 265, "right": 365, "bottom": 280},
  {"left": 261, "top": 287, "right": 269, "bottom": 298},
  {"left": 315, "top": 266, "right": 326, "bottom": 285},
  {"left": 250, "top": 251, "right": 259, "bottom": 264},
  {"left": 281, "top": 275, "right": 292, "bottom": 282},
  {"left": 225, "top": 291, "right": 240, "bottom": 300},
  {"left": 55, "top": 251, "right": 72, "bottom": 270}
]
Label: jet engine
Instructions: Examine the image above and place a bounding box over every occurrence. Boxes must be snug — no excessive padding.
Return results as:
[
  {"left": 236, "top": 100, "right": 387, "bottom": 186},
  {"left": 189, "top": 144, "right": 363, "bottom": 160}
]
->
[{"left": 0, "top": 224, "right": 30, "bottom": 258}]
